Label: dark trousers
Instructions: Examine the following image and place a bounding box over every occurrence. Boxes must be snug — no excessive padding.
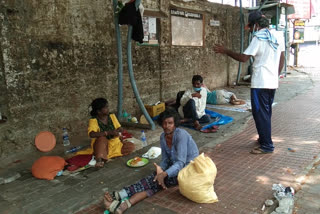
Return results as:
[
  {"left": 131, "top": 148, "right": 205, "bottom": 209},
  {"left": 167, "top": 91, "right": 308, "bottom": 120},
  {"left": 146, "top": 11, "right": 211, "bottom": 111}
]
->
[
  {"left": 251, "top": 88, "right": 276, "bottom": 152},
  {"left": 183, "top": 99, "right": 210, "bottom": 123}
]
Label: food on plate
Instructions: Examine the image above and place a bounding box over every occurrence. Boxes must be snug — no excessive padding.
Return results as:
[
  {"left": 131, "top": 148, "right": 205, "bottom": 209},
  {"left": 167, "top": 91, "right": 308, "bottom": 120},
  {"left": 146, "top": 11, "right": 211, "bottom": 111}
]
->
[{"left": 130, "top": 157, "right": 145, "bottom": 166}]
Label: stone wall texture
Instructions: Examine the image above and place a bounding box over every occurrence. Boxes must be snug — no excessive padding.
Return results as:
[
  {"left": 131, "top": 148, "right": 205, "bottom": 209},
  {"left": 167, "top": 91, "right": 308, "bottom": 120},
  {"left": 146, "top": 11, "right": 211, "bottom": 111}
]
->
[{"left": 0, "top": 0, "right": 248, "bottom": 159}]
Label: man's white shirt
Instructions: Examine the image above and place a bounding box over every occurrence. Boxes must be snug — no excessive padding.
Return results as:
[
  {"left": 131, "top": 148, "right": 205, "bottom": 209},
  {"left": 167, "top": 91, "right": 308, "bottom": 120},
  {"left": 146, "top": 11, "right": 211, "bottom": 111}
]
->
[
  {"left": 244, "top": 29, "right": 285, "bottom": 89},
  {"left": 178, "top": 87, "right": 207, "bottom": 119}
]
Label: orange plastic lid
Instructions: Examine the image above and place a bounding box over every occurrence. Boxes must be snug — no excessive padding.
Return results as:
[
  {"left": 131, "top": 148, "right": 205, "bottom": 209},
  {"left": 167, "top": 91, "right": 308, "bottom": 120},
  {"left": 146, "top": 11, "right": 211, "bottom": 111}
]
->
[{"left": 35, "top": 131, "right": 56, "bottom": 152}]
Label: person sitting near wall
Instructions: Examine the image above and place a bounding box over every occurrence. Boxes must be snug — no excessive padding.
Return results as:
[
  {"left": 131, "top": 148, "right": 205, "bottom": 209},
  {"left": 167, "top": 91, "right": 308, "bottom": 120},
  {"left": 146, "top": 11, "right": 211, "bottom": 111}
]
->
[
  {"left": 103, "top": 108, "right": 199, "bottom": 214},
  {"left": 177, "top": 75, "right": 209, "bottom": 130},
  {"left": 76, "top": 98, "right": 135, "bottom": 167}
]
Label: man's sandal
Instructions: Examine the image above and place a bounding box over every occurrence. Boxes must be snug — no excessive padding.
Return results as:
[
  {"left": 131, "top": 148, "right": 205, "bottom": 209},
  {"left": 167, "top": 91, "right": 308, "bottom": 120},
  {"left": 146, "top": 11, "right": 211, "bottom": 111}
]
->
[
  {"left": 114, "top": 199, "right": 131, "bottom": 214},
  {"left": 112, "top": 191, "right": 121, "bottom": 201},
  {"left": 108, "top": 200, "right": 121, "bottom": 213},
  {"left": 250, "top": 148, "right": 273, "bottom": 155},
  {"left": 121, "top": 199, "right": 131, "bottom": 208}
]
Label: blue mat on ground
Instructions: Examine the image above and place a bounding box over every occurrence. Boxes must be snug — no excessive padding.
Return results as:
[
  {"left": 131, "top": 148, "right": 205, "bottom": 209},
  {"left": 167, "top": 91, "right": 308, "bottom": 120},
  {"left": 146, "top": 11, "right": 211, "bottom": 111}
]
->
[{"left": 181, "top": 109, "right": 233, "bottom": 131}]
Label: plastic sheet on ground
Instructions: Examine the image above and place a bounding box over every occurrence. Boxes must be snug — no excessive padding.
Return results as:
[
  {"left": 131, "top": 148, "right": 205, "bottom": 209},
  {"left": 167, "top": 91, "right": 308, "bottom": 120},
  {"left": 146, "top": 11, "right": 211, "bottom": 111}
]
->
[
  {"left": 181, "top": 109, "right": 233, "bottom": 131},
  {"left": 142, "top": 147, "right": 161, "bottom": 159}
]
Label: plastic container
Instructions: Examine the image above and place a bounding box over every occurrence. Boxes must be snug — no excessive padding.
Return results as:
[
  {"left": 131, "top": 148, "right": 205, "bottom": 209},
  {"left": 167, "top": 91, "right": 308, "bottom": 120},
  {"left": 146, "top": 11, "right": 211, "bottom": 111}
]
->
[
  {"left": 131, "top": 117, "right": 138, "bottom": 123},
  {"left": 65, "top": 146, "right": 83, "bottom": 154},
  {"left": 122, "top": 110, "right": 129, "bottom": 120},
  {"left": 62, "top": 128, "right": 71, "bottom": 146},
  {"left": 122, "top": 110, "right": 132, "bottom": 122},
  {"left": 140, "top": 130, "right": 147, "bottom": 147},
  {"left": 127, "top": 114, "right": 132, "bottom": 122}
]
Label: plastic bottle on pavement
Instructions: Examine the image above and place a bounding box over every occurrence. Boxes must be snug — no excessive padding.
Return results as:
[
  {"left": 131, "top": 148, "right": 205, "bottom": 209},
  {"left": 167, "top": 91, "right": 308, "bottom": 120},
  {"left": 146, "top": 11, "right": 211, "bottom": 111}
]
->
[
  {"left": 65, "top": 146, "right": 83, "bottom": 154},
  {"left": 140, "top": 130, "right": 147, "bottom": 147},
  {"left": 62, "top": 128, "right": 71, "bottom": 146}
]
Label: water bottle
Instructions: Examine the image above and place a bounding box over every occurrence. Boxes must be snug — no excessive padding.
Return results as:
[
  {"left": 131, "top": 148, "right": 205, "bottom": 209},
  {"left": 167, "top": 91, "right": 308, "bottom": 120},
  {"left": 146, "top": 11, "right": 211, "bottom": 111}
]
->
[
  {"left": 65, "top": 146, "right": 83, "bottom": 154},
  {"left": 62, "top": 128, "right": 70, "bottom": 146},
  {"left": 140, "top": 130, "right": 147, "bottom": 147}
]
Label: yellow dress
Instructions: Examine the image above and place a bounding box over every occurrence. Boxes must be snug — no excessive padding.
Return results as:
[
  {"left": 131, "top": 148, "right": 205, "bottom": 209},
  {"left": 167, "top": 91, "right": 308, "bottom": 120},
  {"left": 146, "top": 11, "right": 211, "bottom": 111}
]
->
[{"left": 76, "top": 114, "right": 123, "bottom": 159}]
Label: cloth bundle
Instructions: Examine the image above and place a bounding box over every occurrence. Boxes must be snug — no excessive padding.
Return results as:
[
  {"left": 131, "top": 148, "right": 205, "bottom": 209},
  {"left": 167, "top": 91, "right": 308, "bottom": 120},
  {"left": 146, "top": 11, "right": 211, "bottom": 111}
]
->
[{"left": 178, "top": 153, "right": 218, "bottom": 203}]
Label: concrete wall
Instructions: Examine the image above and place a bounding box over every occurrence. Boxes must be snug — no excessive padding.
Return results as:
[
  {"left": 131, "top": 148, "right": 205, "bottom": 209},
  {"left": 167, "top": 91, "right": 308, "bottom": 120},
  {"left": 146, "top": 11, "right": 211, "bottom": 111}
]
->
[{"left": 0, "top": 0, "right": 248, "bottom": 159}]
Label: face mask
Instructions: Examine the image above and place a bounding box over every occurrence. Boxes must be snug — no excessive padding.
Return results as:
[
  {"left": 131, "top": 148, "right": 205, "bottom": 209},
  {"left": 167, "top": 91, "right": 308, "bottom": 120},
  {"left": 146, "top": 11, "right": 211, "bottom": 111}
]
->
[{"left": 193, "top": 87, "right": 201, "bottom": 92}]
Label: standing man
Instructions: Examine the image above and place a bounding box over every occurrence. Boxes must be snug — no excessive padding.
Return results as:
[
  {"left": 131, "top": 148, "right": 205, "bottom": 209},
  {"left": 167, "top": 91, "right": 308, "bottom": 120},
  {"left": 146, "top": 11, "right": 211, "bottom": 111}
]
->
[{"left": 213, "top": 11, "right": 285, "bottom": 154}]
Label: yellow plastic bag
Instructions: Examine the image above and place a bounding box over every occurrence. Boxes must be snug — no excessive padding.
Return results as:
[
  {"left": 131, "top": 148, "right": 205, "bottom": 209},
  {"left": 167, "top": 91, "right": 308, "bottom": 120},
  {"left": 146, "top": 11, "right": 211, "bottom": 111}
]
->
[{"left": 178, "top": 153, "right": 218, "bottom": 203}]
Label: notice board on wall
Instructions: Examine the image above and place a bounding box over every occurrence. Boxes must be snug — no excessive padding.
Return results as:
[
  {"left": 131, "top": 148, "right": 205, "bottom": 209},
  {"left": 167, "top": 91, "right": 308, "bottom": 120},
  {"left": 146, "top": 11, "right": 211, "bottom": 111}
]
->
[
  {"left": 170, "top": 9, "right": 204, "bottom": 46},
  {"left": 142, "top": 17, "right": 159, "bottom": 44}
]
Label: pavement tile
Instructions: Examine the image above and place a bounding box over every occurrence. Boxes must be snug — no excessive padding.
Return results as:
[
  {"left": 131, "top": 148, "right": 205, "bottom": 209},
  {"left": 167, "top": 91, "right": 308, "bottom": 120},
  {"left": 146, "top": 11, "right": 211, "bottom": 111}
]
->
[{"left": 75, "top": 203, "right": 104, "bottom": 214}]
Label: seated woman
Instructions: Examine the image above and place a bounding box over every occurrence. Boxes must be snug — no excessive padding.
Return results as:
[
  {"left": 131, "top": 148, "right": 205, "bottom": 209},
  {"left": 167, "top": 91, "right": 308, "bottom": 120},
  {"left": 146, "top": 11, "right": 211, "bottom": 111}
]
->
[
  {"left": 103, "top": 108, "right": 199, "bottom": 214},
  {"left": 76, "top": 98, "right": 135, "bottom": 167},
  {"left": 206, "top": 88, "right": 246, "bottom": 105}
]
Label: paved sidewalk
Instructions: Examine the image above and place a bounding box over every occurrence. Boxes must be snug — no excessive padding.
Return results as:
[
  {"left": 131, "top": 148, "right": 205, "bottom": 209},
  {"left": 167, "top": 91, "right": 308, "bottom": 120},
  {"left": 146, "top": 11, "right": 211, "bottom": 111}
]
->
[
  {"left": 76, "top": 74, "right": 320, "bottom": 214},
  {"left": 291, "top": 45, "right": 320, "bottom": 214},
  {"left": 0, "top": 68, "right": 318, "bottom": 214},
  {"left": 293, "top": 159, "right": 320, "bottom": 214}
]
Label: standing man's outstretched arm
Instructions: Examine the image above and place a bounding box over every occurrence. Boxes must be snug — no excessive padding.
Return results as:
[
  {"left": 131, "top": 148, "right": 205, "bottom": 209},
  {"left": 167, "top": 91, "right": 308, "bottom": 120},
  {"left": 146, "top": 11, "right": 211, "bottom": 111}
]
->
[{"left": 213, "top": 44, "right": 251, "bottom": 62}]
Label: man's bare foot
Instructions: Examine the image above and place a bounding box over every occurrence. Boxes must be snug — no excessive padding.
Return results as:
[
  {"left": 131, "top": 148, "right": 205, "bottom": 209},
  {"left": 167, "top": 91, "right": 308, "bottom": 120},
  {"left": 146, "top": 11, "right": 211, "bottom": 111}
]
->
[
  {"left": 103, "top": 192, "right": 114, "bottom": 209},
  {"left": 193, "top": 121, "right": 202, "bottom": 130},
  {"left": 231, "top": 99, "right": 246, "bottom": 105},
  {"left": 238, "top": 100, "right": 246, "bottom": 105},
  {"left": 180, "top": 118, "right": 191, "bottom": 123},
  {"left": 230, "top": 94, "right": 237, "bottom": 103},
  {"left": 230, "top": 95, "right": 246, "bottom": 105},
  {"left": 95, "top": 158, "right": 106, "bottom": 168}
]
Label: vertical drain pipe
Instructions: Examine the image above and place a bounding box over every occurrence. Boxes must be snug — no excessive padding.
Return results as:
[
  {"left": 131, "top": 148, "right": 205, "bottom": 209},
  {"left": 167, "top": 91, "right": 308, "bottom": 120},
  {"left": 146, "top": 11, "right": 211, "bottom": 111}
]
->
[
  {"left": 276, "top": 3, "right": 279, "bottom": 31},
  {"left": 236, "top": 0, "right": 244, "bottom": 84},
  {"left": 284, "top": 7, "right": 288, "bottom": 77},
  {"left": 126, "top": 0, "right": 155, "bottom": 130},
  {"left": 112, "top": 0, "right": 124, "bottom": 119}
]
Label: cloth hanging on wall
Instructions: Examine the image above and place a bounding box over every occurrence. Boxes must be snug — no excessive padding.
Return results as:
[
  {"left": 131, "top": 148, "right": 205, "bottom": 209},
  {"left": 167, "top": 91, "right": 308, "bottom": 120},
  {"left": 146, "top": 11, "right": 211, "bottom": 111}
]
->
[{"left": 119, "top": 1, "right": 144, "bottom": 43}]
